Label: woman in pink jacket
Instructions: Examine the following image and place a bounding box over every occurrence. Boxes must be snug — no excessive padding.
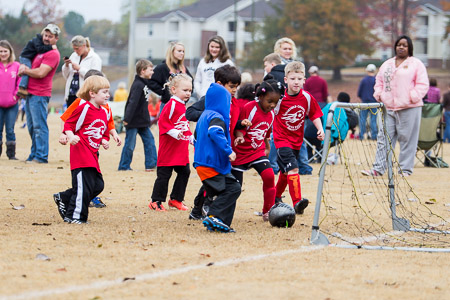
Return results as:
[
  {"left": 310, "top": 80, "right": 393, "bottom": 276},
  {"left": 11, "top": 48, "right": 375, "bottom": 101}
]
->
[
  {"left": 0, "top": 40, "right": 21, "bottom": 160},
  {"left": 362, "top": 35, "right": 429, "bottom": 177}
]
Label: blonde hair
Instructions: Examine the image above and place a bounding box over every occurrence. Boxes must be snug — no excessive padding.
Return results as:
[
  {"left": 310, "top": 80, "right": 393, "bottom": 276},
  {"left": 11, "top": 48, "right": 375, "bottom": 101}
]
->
[
  {"left": 77, "top": 75, "right": 110, "bottom": 100},
  {"left": 284, "top": 61, "right": 305, "bottom": 77},
  {"left": 135, "top": 59, "right": 153, "bottom": 75},
  {"left": 164, "top": 73, "right": 192, "bottom": 95},
  {"left": 274, "top": 37, "right": 297, "bottom": 60},
  {"left": 165, "top": 42, "right": 186, "bottom": 74},
  {"left": 0, "top": 40, "right": 16, "bottom": 63},
  {"left": 71, "top": 35, "right": 91, "bottom": 49},
  {"left": 241, "top": 72, "right": 253, "bottom": 84},
  {"left": 263, "top": 53, "right": 282, "bottom": 65}
]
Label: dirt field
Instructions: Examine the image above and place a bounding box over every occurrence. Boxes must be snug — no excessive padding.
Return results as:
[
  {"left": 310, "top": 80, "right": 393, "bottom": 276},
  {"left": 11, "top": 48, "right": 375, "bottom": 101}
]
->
[{"left": 1, "top": 107, "right": 450, "bottom": 300}]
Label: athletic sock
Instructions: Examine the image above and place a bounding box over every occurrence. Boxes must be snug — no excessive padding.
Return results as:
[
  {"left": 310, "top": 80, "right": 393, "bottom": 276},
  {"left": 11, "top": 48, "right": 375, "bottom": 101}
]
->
[
  {"left": 287, "top": 173, "right": 302, "bottom": 206},
  {"left": 260, "top": 168, "right": 276, "bottom": 213},
  {"left": 275, "top": 172, "right": 287, "bottom": 198}
]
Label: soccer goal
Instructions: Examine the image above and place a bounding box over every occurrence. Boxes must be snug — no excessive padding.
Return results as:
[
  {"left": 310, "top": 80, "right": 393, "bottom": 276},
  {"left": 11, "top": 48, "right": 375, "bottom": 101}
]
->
[{"left": 310, "top": 102, "right": 450, "bottom": 252}]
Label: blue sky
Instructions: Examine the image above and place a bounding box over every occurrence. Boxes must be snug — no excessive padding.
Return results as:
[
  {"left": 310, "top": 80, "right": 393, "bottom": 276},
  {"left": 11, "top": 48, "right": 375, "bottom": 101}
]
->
[{"left": 2, "top": 0, "right": 125, "bottom": 22}]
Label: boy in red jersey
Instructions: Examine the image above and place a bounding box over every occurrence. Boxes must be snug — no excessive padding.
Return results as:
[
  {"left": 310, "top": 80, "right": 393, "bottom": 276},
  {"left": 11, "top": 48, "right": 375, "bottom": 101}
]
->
[
  {"left": 232, "top": 79, "right": 285, "bottom": 221},
  {"left": 273, "top": 61, "right": 324, "bottom": 214},
  {"left": 58, "top": 75, "right": 111, "bottom": 224}
]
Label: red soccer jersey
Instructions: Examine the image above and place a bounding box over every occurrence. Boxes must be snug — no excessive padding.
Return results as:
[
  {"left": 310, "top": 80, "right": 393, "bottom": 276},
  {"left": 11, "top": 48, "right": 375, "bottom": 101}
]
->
[
  {"left": 157, "top": 97, "right": 192, "bottom": 166},
  {"left": 61, "top": 98, "right": 115, "bottom": 131},
  {"left": 233, "top": 101, "right": 274, "bottom": 166},
  {"left": 64, "top": 101, "right": 110, "bottom": 173},
  {"left": 229, "top": 97, "right": 241, "bottom": 142},
  {"left": 273, "top": 89, "right": 323, "bottom": 150}
]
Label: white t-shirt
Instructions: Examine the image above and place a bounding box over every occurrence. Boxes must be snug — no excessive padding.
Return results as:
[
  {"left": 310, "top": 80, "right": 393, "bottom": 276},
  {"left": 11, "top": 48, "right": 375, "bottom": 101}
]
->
[{"left": 194, "top": 58, "right": 234, "bottom": 98}]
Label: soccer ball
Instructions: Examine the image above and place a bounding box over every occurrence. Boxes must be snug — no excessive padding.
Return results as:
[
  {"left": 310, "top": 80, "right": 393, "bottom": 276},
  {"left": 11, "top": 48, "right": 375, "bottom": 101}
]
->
[{"left": 268, "top": 203, "right": 296, "bottom": 228}]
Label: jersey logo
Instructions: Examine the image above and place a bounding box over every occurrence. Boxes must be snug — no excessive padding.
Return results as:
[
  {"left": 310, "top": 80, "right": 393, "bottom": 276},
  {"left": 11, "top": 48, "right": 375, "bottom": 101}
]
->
[
  {"left": 248, "top": 122, "right": 270, "bottom": 149},
  {"left": 174, "top": 113, "right": 191, "bottom": 140},
  {"left": 84, "top": 119, "right": 107, "bottom": 149},
  {"left": 281, "top": 105, "right": 305, "bottom": 131},
  {"left": 144, "top": 86, "right": 151, "bottom": 101}
]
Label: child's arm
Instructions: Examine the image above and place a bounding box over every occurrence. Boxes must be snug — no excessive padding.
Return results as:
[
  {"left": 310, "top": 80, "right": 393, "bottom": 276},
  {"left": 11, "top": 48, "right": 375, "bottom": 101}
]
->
[
  {"left": 32, "top": 35, "right": 54, "bottom": 54},
  {"left": 312, "top": 118, "right": 325, "bottom": 141},
  {"left": 64, "top": 130, "right": 80, "bottom": 145},
  {"left": 264, "top": 138, "right": 271, "bottom": 157},
  {"left": 234, "top": 130, "right": 245, "bottom": 146},
  {"left": 109, "top": 129, "right": 122, "bottom": 146}
]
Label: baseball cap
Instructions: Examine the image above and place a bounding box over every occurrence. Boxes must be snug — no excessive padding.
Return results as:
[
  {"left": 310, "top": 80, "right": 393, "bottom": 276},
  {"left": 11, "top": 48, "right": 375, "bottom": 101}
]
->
[
  {"left": 365, "top": 64, "right": 376, "bottom": 72},
  {"left": 308, "top": 66, "right": 319, "bottom": 73},
  {"left": 44, "top": 24, "right": 61, "bottom": 36}
]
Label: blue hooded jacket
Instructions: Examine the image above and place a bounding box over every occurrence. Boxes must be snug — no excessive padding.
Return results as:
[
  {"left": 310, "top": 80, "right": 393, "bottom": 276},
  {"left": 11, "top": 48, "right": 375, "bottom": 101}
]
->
[{"left": 193, "top": 83, "right": 232, "bottom": 174}]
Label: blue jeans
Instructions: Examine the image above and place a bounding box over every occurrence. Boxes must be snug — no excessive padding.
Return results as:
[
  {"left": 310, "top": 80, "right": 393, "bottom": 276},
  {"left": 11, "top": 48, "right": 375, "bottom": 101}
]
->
[
  {"left": 19, "top": 57, "right": 31, "bottom": 88},
  {"left": 25, "top": 95, "right": 49, "bottom": 162},
  {"left": 268, "top": 134, "right": 279, "bottom": 174},
  {"left": 359, "top": 107, "right": 378, "bottom": 140},
  {"left": 118, "top": 127, "right": 157, "bottom": 170},
  {"left": 298, "top": 142, "right": 313, "bottom": 174},
  {"left": 0, "top": 103, "right": 19, "bottom": 142},
  {"left": 444, "top": 111, "right": 450, "bottom": 143}
]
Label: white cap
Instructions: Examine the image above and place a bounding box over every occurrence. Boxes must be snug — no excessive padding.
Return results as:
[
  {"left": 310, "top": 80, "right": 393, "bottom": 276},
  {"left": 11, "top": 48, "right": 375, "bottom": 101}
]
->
[
  {"left": 365, "top": 64, "right": 376, "bottom": 72},
  {"left": 44, "top": 24, "right": 61, "bottom": 36},
  {"left": 308, "top": 66, "right": 319, "bottom": 73}
]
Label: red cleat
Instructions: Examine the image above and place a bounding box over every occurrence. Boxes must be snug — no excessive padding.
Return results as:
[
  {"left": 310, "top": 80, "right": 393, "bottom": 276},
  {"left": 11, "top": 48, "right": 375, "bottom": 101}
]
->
[{"left": 168, "top": 199, "right": 188, "bottom": 211}]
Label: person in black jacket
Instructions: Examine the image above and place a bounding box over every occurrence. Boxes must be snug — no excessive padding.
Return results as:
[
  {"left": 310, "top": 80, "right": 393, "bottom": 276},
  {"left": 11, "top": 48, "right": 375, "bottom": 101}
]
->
[
  {"left": 262, "top": 53, "right": 285, "bottom": 84},
  {"left": 118, "top": 59, "right": 157, "bottom": 171},
  {"left": 147, "top": 42, "right": 193, "bottom": 111}
]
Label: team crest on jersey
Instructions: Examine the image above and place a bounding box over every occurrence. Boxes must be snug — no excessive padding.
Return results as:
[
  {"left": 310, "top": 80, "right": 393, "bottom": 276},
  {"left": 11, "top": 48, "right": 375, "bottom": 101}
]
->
[
  {"left": 84, "top": 119, "right": 107, "bottom": 149},
  {"left": 144, "top": 86, "right": 151, "bottom": 101},
  {"left": 281, "top": 105, "right": 305, "bottom": 131},
  {"left": 248, "top": 122, "right": 270, "bottom": 149},
  {"left": 174, "top": 113, "right": 190, "bottom": 140}
]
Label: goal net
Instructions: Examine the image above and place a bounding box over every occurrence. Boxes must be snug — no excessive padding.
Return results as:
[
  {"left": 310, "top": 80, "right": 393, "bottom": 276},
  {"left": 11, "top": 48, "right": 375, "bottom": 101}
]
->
[{"left": 310, "top": 102, "right": 450, "bottom": 251}]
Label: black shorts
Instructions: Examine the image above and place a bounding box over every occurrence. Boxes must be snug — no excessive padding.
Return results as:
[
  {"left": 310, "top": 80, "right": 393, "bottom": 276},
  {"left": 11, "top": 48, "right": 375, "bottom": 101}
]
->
[
  {"left": 231, "top": 156, "right": 272, "bottom": 174},
  {"left": 276, "top": 147, "right": 300, "bottom": 173}
]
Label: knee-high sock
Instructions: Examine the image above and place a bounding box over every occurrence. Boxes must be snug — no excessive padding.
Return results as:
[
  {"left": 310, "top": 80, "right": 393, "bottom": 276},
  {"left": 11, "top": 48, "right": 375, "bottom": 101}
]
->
[
  {"left": 260, "top": 168, "right": 275, "bottom": 213},
  {"left": 287, "top": 173, "right": 302, "bottom": 205},
  {"left": 275, "top": 172, "right": 287, "bottom": 198}
]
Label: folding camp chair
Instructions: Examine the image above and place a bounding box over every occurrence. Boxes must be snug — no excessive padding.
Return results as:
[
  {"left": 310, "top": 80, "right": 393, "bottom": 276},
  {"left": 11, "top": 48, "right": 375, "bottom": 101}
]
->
[{"left": 416, "top": 102, "right": 447, "bottom": 168}]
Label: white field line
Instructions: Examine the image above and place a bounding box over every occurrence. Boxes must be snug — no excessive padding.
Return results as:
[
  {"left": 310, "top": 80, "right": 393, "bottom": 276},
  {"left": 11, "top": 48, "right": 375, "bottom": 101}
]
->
[{"left": 1, "top": 246, "right": 325, "bottom": 300}]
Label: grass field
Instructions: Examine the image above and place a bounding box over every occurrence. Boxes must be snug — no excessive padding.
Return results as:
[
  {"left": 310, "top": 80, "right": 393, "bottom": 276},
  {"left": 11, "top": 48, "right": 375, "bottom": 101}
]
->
[{"left": 1, "top": 110, "right": 450, "bottom": 299}]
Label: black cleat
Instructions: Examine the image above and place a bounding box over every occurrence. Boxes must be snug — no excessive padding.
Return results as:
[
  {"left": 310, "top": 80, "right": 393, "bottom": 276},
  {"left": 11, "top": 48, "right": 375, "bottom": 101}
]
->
[{"left": 294, "top": 198, "right": 309, "bottom": 215}]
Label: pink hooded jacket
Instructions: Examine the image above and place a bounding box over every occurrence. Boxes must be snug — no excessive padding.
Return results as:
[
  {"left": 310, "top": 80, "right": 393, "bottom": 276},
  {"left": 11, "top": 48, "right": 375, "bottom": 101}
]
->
[
  {"left": 374, "top": 56, "right": 429, "bottom": 111},
  {"left": 0, "top": 61, "right": 21, "bottom": 108}
]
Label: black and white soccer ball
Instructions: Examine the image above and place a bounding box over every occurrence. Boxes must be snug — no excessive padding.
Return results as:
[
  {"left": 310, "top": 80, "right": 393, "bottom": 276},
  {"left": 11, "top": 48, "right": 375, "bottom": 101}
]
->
[{"left": 268, "top": 203, "right": 296, "bottom": 228}]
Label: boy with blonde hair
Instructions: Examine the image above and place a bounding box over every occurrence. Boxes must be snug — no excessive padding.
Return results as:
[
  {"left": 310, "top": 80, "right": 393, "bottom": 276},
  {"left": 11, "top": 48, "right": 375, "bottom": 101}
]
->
[{"left": 273, "top": 61, "right": 324, "bottom": 214}]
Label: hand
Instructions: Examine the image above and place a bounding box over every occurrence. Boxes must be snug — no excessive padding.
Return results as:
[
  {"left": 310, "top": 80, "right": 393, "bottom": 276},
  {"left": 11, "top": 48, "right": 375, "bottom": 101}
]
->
[
  {"left": 229, "top": 151, "right": 236, "bottom": 162},
  {"left": 188, "top": 135, "right": 195, "bottom": 145},
  {"left": 112, "top": 133, "right": 122, "bottom": 146},
  {"left": 102, "top": 139, "right": 109, "bottom": 150},
  {"left": 123, "top": 121, "right": 128, "bottom": 126},
  {"left": 59, "top": 133, "right": 68, "bottom": 145},
  {"left": 68, "top": 135, "right": 80, "bottom": 145},
  {"left": 317, "top": 128, "right": 325, "bottom": 141},
  {"left": 234, "top": 136, "right": 245, "bottom": 146},
  {"left": 241, "top": 119, "right": 252, "bottom": 127},
  {"left": 177, "top": 132, "right": 184, "bottom": 139},
  {"left": 71, "top": 61, "right": 80, "bottom": 71},
  {"left": 18, "top": 64, "right": 28, "bottom": 76},
  {"left": 64, "top": 58, "right": 71, "bottom": 66}
]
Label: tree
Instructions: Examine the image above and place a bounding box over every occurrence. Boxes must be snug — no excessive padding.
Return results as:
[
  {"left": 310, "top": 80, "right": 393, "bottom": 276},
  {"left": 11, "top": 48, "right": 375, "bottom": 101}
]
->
[
  {"left": 24, "top": 0, "right": 64, "bottom": 25},
  {"left": 63, "top": 11, "right": 85, "bottom": 36},
  {"left": 281, "top": 0, "right": 376, "bottom": 80}
]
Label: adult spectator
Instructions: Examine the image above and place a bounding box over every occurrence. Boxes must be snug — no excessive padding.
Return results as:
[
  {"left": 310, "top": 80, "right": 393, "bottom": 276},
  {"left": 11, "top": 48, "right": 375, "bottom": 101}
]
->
[
  {"left": 304, "top": 66, "right": 331, "bottom": 103},
  {"left": 357, "top": 64, "right": 378, "bottom": 140},
  {"left": 148, "top": 42, "right": 192, "bottom": 110},
  {"left": 113, "top": 81, "right": 128, "bottom": 102},
  {"left": 194, "top": 35, "right": 233, "bottom": 98},
  {"left": 62, "top": 35, "right": 102, "bottom": 107},
  {"left": 442, "top": 82, "right": 450, "bottom": 143},
  {"left": 0, "top": 40, "right": 21, "bottom": 160},
  {"left": 362, "top": 35, "right": 429, "bottom": 177},
  {"left": 273, "top": 37, "right": 297, "bottom": 64},
  {"left": 18, "top": 24, "right": 61, "bottom": 164}
]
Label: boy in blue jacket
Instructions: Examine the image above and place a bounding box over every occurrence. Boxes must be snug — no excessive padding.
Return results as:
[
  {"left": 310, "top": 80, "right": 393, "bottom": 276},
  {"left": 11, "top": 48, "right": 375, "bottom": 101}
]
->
[{"left": 194, "top": 83, "right": 241, "bottom": 233}]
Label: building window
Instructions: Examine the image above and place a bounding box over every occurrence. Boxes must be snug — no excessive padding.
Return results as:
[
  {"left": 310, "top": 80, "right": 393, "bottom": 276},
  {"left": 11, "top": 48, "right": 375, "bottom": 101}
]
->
[
  {"left": 228, "top": 21, "right": 236, "bottom": 32},
  {"left": 244, "top": 21, "right": 253, "bottom": 32},
  {"left": 169, "top": 21, "right": 179, "bottom": 32},
  {"left": 148, "top": 24, "right": 153, "bottom": 36},
  {"left": 228, "top": 41, "right": 236, "bottom": 57},
  {"left": 147, "top": 49, "right": 153, "bottom": 60}
]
